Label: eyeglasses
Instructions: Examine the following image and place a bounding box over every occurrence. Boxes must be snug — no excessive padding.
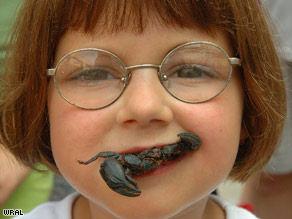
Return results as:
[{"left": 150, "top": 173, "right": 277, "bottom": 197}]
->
[{"left": 47, "top": 41, "right": 241, "bottom": 110}]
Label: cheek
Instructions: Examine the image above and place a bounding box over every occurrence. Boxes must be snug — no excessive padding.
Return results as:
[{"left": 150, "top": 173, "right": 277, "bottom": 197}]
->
[
  {"left": 47, "top": 83, "right": 114, "bottom": 178},
  {"left": 174, "top": 103, "right": 242, "bottom": 194},
  {"left": 181, "top": 102, "right": 242, "bottom": 143},
  {"left": 177, "top": 75, "right": 244, "bottom": 150},
  {"left": 174, "top": 81, "right": 244, "bottom": 184}
]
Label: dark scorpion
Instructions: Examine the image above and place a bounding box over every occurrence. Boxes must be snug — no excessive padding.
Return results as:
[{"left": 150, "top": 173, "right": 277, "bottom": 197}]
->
[{"left": 77, "top": 133, "right": 201, "bottom": 197}]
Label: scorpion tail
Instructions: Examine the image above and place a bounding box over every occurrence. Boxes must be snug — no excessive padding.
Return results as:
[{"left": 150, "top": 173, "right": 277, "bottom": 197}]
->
[
  {"left": 100, "top": 157, "right": 141, "bottom": 197},
  {"left": 178, "top": 133, "right": 201, "bottom": 151}
]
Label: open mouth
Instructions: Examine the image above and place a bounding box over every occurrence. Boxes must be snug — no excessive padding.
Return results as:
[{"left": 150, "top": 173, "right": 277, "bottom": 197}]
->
[{"left": 77, "top": 132, "right": 201, "bottom": 197}]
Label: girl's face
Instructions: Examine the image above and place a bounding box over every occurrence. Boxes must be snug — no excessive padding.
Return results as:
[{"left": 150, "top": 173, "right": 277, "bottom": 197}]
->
[{"left": 48, "top": 22, "right": 245, "bottom": 218}]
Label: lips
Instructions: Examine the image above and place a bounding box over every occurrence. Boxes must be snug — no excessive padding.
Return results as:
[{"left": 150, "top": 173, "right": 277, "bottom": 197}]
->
[{"left": 119, "top": 142, "right": 178, "bottom": 155}]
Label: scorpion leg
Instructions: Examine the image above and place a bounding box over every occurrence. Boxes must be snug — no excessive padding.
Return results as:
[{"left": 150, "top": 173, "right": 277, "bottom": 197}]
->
[
  {"left": 77, "top": 151, "right": 118, "bottom": 165},
  {"left": 100, "top": 157, "right": 141, "bottom": 197}
]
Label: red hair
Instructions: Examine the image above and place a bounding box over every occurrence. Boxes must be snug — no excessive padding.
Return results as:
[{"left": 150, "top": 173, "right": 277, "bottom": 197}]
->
[{"left": 0, "top": 0, "right": 286, "bottom": 181}]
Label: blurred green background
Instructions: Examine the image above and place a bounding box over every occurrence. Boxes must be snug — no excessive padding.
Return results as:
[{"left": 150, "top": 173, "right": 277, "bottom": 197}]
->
[{"left": 0, "top": 0, "right": 22, "bottom": 73}]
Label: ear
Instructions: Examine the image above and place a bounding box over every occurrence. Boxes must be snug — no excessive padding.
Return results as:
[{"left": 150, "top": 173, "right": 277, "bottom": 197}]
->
[{"left": 239, "top": 120, "right": 249, "bottom": 146}]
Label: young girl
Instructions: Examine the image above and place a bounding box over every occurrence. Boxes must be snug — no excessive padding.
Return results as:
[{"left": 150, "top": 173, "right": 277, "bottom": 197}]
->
[{"left": 0, "top": 0, "right": 286, "bottom": 218}]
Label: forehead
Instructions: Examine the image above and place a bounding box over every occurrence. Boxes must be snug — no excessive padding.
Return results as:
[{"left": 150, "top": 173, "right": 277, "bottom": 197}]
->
[{"left": 55, "top": 25, "right": 234, "bottom": 67}]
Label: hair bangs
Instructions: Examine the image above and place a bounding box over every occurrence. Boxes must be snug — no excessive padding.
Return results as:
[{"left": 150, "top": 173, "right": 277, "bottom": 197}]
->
[{"left": 53, "top": 0, "right": 235, "bottom": 36}]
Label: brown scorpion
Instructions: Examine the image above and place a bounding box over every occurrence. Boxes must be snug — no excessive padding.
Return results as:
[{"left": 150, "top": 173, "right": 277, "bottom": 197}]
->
[{"left": 78, "top": 133, "right": 201, "bottom": 197}]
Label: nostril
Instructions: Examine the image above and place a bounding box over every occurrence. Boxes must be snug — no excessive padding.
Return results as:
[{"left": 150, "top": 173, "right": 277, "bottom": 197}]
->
[{"left": 121, "top": 119, "right": 164, "bottom": 127}]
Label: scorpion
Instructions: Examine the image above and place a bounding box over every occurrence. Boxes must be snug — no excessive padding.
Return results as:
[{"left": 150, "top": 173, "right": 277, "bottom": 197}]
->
[{"left": 78, "top": 132, "right": 201, "bottom": 197}]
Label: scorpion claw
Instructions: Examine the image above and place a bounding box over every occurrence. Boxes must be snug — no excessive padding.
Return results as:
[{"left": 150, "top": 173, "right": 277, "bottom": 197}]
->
[{"left": 100, "top": 157, "right": 141, "bottom": 197}]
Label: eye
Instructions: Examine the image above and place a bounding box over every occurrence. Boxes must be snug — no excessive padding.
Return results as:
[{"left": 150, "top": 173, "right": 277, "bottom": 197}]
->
[
  {"left": 170, "top": 64, "right": 216, "bottom": 80},
  {"left": 69, "top": 67, "right": 117, "bottom": 82}
]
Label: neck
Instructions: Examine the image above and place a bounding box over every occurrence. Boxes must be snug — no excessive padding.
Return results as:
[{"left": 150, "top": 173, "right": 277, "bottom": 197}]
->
[{"left": 72, "top": 195, "right": 225, "bottom": 219}]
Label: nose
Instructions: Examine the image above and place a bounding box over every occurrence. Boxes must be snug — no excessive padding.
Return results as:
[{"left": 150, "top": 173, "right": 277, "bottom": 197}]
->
[{"left": 116, "top": 68, "right": 173, "bottom": 128}]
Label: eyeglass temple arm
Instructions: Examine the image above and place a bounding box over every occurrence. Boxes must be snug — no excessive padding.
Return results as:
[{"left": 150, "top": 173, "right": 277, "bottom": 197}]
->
[
  {"left": 230, "top": 58, "right": 241, "bottom": 66},
  {"left": 47, "top": 68, "right": 55, "bottom": 76}
]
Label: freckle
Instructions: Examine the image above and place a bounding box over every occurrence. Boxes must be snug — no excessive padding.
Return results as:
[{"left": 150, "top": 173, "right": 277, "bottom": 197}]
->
[{"left": 219, "top": 129, "right": 223, "bottom": 132}]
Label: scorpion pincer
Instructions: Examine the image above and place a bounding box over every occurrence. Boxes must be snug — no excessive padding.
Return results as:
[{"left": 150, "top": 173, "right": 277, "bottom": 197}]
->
[{"left": 77, "top": 132, "right": 201, "bottom": 197}]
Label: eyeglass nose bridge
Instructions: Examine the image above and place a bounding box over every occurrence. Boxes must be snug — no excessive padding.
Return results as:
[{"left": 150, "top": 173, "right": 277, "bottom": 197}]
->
[
  {"left": 122, "top": 64, "right": 162, "bottom": 86},
  {"left": 125, "top": 64, "right": 161, "bottom": 71}
]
